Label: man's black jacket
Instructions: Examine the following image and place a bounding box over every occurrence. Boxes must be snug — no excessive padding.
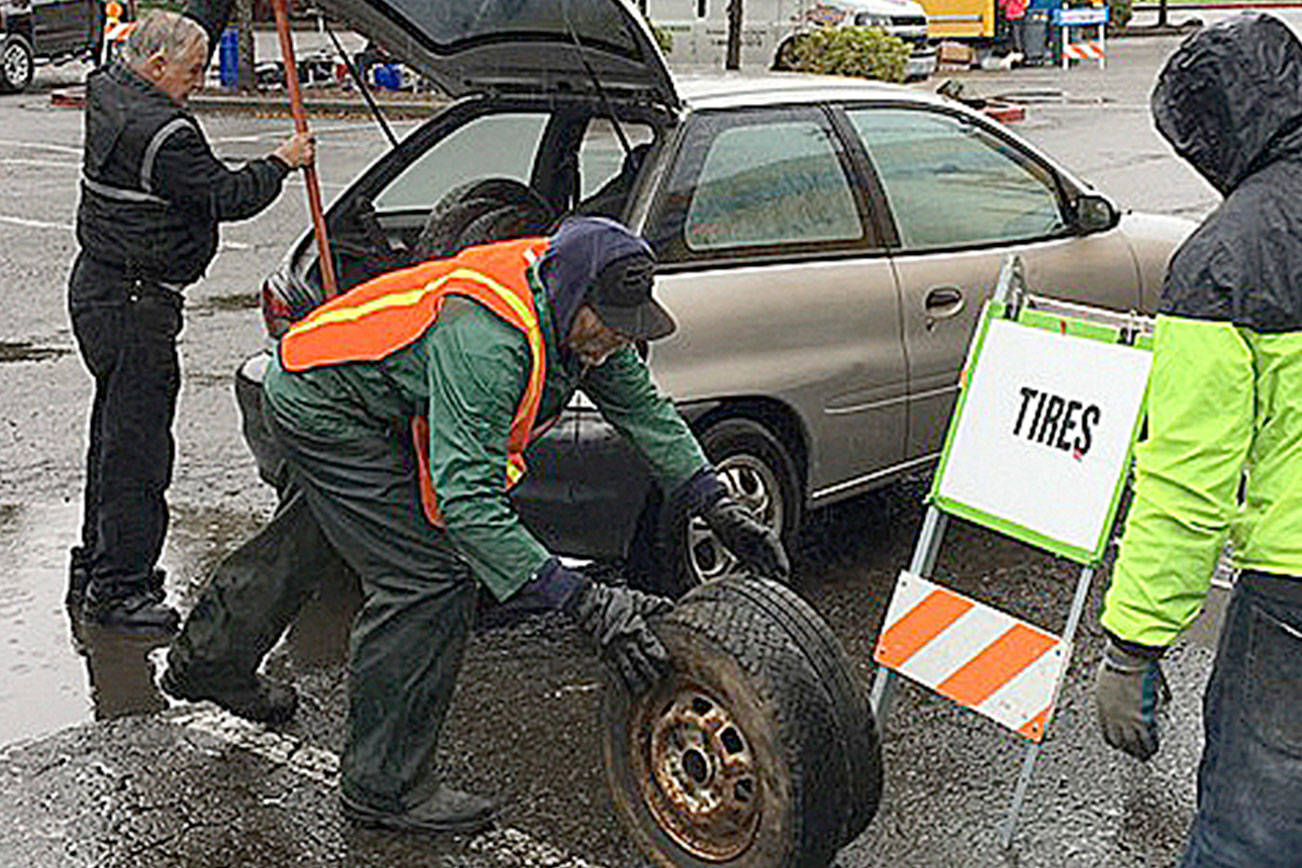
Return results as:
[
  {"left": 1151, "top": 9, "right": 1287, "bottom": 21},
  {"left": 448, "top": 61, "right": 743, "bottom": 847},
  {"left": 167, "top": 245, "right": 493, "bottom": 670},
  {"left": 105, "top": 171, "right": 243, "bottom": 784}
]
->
[{"left": 75, "top": 61, "right": 289, "bottom": 287}]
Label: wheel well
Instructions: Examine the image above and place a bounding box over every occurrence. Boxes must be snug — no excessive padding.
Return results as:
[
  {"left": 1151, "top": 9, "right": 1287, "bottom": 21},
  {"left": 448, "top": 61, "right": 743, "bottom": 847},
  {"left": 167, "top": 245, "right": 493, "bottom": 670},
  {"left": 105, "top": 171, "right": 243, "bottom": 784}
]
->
[{"left": 690, "top": 398, "right": 810, "bottom": 492}]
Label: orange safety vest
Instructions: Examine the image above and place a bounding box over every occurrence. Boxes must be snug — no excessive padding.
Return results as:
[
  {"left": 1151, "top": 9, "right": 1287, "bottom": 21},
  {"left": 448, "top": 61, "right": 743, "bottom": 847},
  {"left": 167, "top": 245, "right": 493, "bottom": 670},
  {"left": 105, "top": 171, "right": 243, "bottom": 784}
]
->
[{"left": 279, "top": 237, "right": 551, "bottom": 526}]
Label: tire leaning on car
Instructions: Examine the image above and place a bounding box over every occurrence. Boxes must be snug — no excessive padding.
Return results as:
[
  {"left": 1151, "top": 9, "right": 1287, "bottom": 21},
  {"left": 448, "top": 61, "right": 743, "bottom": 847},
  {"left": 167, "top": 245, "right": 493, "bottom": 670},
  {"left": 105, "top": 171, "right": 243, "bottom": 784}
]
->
[
  {"left": 643, "top": 417, "right": 803, "bottom": 598},
  {"left": 0, "top": 35, "right": 34, "bottom": 94},
  {"left": 602, "top": 576, "right": 882, "bottom": 867}
]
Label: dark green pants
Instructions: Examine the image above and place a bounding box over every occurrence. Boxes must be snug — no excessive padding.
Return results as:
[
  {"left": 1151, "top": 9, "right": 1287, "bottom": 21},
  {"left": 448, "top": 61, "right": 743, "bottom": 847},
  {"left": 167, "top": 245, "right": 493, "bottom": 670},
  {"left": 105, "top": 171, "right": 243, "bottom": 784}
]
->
[{"left": 173, "top": 408, "right": 476, "bottom": 811}]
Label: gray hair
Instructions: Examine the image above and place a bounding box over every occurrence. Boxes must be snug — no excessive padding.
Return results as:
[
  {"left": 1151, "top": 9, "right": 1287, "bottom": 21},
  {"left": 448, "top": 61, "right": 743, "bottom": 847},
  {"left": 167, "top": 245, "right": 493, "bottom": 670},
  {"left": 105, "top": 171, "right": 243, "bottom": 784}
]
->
[{"left": 121, "top": 10, "right": 208, "bottom": 68}]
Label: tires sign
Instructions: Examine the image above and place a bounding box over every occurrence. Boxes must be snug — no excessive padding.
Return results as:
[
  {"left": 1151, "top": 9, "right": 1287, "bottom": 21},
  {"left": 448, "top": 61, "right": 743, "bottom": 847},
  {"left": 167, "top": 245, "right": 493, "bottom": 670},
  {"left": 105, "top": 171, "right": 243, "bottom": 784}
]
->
[
  {"left": 931, "top": 301, "right": 1152, "bottom": 565},
  {"left": 872, "top": 288, "right": 1153, "bottom": 842}
]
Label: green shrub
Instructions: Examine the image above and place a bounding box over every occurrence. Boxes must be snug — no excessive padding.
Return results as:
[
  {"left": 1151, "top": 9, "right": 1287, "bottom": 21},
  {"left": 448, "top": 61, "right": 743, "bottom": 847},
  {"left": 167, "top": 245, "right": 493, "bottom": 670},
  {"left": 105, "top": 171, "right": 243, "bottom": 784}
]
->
[
  {"left": 650, "top": 22, "right": 674, "bottom": 54},
  {"left": 1107, "top": 0, "right": 1133, "bottom": 30},
  {"left": 789, "top": 26, "right": 911, "bottom": 83}
]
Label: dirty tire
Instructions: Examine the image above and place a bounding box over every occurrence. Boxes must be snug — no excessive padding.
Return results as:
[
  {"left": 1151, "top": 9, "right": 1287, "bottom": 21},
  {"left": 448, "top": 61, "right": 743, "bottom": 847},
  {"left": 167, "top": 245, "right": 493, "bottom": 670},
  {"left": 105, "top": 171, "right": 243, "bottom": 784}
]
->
[
  {"left": 456, "top": 202, "right": 554, "bottom": 250},
  {"left": 603, "top": 577, "right": 880, "bottom": 867},
  {"left": 640, "top": 417, "right": 802, "bottom": 598}
]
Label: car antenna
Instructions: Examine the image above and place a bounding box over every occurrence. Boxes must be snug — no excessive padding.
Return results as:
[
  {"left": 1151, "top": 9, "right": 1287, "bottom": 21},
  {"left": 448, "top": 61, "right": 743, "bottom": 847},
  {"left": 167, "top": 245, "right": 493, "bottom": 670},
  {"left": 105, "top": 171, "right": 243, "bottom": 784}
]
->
[
  {"left": 560, "top": 0, "right": 632, "bottom": 156},
  {"left": 321, "top": 15, "right": 399, "bottom": 149}
]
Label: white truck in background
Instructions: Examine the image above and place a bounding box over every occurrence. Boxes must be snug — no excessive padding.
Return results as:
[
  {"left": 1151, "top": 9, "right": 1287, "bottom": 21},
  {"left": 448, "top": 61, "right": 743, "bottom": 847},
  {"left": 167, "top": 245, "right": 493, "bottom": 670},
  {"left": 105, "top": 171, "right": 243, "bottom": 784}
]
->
[{"left": 646, "top": 0, "right": 938, "bottom": 79}]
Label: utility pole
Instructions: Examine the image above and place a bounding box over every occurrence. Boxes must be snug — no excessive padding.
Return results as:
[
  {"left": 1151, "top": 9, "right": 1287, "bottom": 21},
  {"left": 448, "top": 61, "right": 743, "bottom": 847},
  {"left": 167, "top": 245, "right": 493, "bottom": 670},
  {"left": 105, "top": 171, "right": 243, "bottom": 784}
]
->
[
  {"left": 236, "top": 0, "right": 255, "bottom": 91},
  {"left": 725, "top": 0, "right": 742, "bottom": 69}
]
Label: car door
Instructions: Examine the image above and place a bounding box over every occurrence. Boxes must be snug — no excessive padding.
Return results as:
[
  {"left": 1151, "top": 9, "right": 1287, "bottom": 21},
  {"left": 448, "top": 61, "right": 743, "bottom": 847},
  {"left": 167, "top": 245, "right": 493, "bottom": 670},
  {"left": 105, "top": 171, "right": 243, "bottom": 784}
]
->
[
  {"left": 841, "top": 103, "right": 1141, "bottom": 460},
  {"left": 642, "top": 104, "right": 907, "bottom": 499},
  {"left": 30, "top": 0, "right": 88, "bottom": 55}
]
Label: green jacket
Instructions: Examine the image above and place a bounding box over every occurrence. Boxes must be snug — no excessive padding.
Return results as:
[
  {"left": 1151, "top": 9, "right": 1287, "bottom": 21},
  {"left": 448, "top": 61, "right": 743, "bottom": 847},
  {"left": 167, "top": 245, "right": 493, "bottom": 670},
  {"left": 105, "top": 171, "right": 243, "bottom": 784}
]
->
[
  {"left": 1102, "top": 317, "right": 1302, "bottom": 646},
  {"left": 263, "top": 270, "right": 708, "bottom": 601}
]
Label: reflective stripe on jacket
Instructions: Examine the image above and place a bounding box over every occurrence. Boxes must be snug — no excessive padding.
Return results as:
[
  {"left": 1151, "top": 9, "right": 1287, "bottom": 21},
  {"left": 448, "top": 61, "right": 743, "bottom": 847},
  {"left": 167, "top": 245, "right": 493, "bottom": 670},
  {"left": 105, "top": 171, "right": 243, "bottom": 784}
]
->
[{"left": 279, "top": 237, "right": 550, "bottom": 525}]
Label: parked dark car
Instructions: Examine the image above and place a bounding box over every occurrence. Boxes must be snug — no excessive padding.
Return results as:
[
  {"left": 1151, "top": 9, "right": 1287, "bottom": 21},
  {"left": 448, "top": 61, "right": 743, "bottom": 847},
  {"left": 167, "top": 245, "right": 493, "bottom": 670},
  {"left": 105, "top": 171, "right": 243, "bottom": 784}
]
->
[
  {"left": 1, "top": 0, "right": 100, "bottom": 92},
  {"left": 234, "top": 0, "right": 1193, "bottom": 596}
]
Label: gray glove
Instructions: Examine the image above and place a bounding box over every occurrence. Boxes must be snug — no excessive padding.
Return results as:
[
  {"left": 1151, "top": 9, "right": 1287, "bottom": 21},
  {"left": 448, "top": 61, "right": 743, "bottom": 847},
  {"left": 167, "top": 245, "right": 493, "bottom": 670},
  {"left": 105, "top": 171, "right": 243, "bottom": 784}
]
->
[
  {"left": 565, "top": 578, "right": 673, "bottom": 695},
  {"left": 1094, "top": 639, "right": 1170, "bottom": 761},
  {"left": 702, "top": 496, "right": 790, "bottom": 582}
]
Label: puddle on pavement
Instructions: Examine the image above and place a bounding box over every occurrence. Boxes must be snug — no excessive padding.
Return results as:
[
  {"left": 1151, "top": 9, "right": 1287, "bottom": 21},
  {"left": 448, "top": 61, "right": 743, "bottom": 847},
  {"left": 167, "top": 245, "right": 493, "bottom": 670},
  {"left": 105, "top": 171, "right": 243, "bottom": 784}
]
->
[
  {"left": 0, "top": 341, "right": 71, "bottom": 363},
  {"left": 0, "top": 500, "right": 361, "bottom": 748}
]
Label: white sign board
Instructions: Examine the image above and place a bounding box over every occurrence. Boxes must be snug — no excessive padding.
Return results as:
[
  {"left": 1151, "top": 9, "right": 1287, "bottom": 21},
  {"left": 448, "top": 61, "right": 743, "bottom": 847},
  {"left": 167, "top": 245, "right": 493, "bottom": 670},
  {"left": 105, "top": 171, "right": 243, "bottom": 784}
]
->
[{"left": 934, "top": 317, "right": 1151, "bottom": 559}]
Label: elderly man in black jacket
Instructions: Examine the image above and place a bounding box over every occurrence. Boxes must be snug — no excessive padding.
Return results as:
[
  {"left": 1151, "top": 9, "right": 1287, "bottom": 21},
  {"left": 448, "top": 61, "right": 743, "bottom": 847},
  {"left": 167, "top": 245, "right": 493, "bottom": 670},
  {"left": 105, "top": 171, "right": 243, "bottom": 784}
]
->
[{"left": 68, "top": 9, "right": 314, "bottom": 633}]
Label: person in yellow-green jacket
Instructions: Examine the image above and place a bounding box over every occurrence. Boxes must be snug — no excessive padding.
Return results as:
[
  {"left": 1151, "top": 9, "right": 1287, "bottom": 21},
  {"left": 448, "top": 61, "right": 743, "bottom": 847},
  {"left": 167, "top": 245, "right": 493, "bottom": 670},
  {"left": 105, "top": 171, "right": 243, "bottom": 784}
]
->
[{"left": 1093, "top": 14, "right": 1302, "bottom": 866}]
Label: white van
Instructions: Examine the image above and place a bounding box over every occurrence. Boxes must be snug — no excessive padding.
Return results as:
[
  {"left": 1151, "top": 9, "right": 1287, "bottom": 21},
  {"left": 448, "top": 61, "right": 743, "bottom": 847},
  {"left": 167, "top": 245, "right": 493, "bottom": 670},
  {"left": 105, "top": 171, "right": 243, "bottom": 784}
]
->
[{"left": 646, "top": 0, "right": 938, "bottom": 79}]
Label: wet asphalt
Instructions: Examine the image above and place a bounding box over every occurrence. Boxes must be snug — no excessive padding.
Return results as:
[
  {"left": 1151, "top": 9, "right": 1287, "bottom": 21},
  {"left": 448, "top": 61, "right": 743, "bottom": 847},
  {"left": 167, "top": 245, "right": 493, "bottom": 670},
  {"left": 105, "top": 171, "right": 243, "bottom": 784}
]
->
[{"left": 0, "top": 22, "right": 1267, "bottom": 866}]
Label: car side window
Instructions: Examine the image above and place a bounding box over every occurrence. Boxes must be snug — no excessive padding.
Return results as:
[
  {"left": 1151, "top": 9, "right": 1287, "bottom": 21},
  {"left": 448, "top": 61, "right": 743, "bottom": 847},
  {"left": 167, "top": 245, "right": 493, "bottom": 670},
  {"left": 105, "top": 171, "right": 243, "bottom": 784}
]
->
[
  {"left": 647, "top": 107, "right": 872, "bottom": 263},
  {"left": 579, "top": 119, "right": 656, "bottom": 200},
  {"left": 372, "top": 112, "right": 549, "bottom": 213},
  {"left": 846, "top": 107, "right": 1067, "bottom": 251}
]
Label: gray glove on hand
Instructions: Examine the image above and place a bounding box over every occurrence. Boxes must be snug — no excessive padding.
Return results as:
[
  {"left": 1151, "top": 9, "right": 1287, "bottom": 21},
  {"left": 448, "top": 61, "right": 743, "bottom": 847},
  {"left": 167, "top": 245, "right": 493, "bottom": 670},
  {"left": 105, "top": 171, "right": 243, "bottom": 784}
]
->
[
  {"left": 1094, "top": 638, "right": 1171, "bottom": 761},
  {"left": 702, "top": 496, "right": 790, "bottom": 582}
]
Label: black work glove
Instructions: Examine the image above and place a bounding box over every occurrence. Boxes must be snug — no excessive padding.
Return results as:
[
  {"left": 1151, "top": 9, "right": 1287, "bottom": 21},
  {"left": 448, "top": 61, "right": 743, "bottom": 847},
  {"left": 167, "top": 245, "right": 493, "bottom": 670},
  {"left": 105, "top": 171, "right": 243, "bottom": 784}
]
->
[
  {"left": 1093, "top": 638, "right": 1171, "bottom": 761},
  {"left": 518, "top": 559, "right": 673, "bottom": 695},
  {"left": 702, "top": 495, "right": 790, "bottom": 583},
  {"left": 566, "top": 580, "right": 673, "bottom": 696}
]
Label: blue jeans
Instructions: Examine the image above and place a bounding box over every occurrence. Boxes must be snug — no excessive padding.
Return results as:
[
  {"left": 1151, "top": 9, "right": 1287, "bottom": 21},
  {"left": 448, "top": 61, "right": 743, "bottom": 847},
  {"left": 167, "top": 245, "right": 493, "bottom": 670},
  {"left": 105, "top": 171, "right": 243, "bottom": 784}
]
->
[{"left": 1181, "top": 570, "right": 1302, "bottom": 867}]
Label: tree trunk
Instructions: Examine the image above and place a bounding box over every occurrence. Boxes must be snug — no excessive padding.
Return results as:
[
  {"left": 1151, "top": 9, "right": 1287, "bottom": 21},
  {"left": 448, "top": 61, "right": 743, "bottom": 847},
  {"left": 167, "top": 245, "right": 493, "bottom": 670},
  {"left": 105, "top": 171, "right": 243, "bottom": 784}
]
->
[
  {"left": 236, "top": 0, "right": 255, "bottom": 91},
  {"left": 725, "top": 0, "right": 742, "bottom": 70},
  {"left": 1157, "top": 0, "right": 1168, "bottom": 28}
]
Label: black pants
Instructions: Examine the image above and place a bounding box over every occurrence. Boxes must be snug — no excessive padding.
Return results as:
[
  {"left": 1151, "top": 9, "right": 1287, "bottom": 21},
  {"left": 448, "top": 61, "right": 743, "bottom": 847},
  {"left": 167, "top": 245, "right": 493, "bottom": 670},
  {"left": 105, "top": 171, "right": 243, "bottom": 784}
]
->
[{"left": 70, "top": 256, "right": 183, "bottom": 603}]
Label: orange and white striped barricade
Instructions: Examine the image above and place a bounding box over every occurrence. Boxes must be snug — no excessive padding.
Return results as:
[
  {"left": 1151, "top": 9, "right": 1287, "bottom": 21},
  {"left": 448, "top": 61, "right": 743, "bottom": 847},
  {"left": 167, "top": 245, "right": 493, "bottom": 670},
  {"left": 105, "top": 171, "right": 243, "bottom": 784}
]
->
[
  {"left": 869, "top": 255, "right": 1153, "bottom": 846},
  {"left": 1055, "top": 6, "right": 1108, "bottom": 70},
  {"left": 102, "top": 1, "right": 136, "bottom": 66}
]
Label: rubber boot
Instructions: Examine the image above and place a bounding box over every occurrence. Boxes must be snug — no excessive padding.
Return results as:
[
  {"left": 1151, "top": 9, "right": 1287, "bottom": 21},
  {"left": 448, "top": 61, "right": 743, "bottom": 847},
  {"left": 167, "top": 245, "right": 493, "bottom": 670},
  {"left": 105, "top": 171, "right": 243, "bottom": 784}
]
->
[{"left": 159, "top": 660, "right": 298, "bottom": 725}]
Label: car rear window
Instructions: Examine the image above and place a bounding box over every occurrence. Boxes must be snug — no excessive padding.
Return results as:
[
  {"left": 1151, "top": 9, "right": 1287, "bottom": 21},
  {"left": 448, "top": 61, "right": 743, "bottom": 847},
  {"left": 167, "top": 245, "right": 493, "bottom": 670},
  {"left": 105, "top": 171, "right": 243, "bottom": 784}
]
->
[{"left": 372, "top": 112, "right": 549, "bottom": 213}]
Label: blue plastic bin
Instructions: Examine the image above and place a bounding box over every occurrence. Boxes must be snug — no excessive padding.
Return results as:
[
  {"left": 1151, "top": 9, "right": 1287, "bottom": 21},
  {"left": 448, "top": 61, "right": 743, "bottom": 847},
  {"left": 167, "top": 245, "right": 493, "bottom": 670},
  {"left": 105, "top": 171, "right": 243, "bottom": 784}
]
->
[{"left": 219, "top": 28, "right": 238, "bottom": 87}]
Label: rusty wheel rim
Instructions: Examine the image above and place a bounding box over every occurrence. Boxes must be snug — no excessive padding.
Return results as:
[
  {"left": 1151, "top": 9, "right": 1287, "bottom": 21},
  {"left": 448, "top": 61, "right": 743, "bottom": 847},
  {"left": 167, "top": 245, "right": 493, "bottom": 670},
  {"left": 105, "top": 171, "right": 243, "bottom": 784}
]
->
[{"left": 632, "top": 682, "right": 763, "bottom": 861}]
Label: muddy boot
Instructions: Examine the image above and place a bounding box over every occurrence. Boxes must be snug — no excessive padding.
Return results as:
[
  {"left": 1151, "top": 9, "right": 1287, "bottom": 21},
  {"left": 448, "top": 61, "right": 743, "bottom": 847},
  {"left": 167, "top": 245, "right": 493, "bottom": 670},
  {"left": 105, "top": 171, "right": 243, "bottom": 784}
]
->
[
  {"left": 159, "top": 661, "right": 298, "bottom": 725},
  {"left": 83, "top": 591, "right": 180, "bottom": 636},
  {"left": 340, "top": 786, "right": 498, "bottom": 835}
]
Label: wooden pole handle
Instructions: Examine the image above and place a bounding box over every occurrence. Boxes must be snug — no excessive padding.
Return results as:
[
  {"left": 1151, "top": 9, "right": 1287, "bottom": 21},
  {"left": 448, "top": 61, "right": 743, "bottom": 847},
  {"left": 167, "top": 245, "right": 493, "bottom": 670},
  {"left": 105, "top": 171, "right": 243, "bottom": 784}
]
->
[{"left": 271, "top": 0, "right": 339, "bottom": 298}]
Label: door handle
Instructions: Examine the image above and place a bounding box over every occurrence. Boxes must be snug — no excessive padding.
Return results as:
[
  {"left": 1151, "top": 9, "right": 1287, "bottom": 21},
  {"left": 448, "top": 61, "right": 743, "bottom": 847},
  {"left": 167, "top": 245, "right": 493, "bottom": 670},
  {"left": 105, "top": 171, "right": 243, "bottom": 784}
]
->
[{"left": 923, "top": 286, "right": 964, "bottom": 329}]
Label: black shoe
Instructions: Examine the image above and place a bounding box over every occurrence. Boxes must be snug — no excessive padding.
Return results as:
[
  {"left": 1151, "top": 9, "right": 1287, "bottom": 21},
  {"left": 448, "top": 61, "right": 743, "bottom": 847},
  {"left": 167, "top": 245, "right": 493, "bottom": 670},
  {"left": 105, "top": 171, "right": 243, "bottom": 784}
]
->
[
  {"left": 83, "top": 592, "right": 180, "bottom": 636},
  {"left": 66, "top": 546, "right": 91, "bottom": 609},
  {"left": 159, "top": 664, "right": 298, "bottom": 725},
  {"left": 341, "top": 787, "right": 498, "bottom": 835}
]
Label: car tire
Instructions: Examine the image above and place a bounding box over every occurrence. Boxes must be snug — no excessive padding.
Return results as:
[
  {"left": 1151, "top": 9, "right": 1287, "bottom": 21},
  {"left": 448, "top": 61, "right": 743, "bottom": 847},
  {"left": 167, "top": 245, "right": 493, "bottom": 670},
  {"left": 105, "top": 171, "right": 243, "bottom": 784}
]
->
[
  {"left": 0, "top": 36, "right": 35, "bottom": 94},
  {"left": 640, "top": 417, "right": 803, "bottom": 598},
  {"left": 772, "top": 38, "right": 799, "bottom": 71},
  {"left": 602, "top": 576, "right": 881, "bottom": 867},
  {"left": 456, "top": 202, "right": 554, "bottom": 250},
  {"left": 413, "top": 177, "right": 555, "bottom": 261}
]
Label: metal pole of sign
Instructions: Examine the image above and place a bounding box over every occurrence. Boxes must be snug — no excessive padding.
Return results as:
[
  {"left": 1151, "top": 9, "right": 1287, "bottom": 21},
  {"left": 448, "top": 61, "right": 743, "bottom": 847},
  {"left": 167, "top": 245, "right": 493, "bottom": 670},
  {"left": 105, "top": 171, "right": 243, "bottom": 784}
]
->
[
  {"left": 271, "top": 0, "right": 339, "bottom": 299},
  {"left": 870, "top": 505, "right": 949, "bottom": 733},
  {"left": 998, "top": 563, "right": 1097, "bottom": 847}
]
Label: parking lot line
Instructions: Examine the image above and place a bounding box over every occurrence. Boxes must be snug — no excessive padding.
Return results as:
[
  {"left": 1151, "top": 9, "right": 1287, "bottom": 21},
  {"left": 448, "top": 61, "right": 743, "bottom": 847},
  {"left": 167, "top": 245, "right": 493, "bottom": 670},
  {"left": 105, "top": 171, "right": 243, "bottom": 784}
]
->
[{"left": 167, "top": 707, "right": 604, "bottom": 867}]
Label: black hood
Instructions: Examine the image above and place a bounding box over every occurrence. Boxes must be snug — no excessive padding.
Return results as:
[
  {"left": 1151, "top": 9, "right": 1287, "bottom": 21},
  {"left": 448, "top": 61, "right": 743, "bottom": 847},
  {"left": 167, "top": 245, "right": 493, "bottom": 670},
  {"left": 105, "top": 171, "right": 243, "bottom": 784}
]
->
[{"left": 1153, "top": 13, "right": 1302, "bottom": 194}]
